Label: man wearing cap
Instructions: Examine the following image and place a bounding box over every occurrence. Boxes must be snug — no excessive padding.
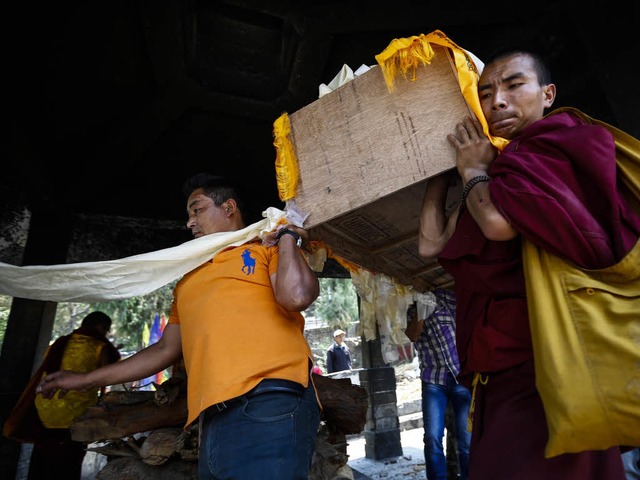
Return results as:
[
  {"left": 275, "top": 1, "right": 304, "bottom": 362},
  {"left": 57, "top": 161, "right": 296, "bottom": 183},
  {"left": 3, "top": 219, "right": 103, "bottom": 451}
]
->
[{"left": 326, "top": 329, "right": 352, "bottom": 373}]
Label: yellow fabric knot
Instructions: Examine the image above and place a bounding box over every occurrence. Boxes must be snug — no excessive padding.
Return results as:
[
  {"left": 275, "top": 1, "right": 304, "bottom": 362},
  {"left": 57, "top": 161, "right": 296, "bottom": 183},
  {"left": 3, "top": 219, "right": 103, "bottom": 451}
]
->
[
  {"left": 375, "top": 34, "right": 436, "bottom": 92},
  {"left": 375, "top": 29, "right": 509, "bottom": 152}
]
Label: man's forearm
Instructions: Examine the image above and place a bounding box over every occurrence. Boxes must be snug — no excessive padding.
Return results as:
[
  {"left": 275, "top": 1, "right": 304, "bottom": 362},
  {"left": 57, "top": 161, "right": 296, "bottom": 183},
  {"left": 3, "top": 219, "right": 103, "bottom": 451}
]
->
[
  {"left": 274, "top": 236, "right": 319, "bottom": 311},
  {"left": 418, "top": 176, "right": 453, "bottom": 258}
]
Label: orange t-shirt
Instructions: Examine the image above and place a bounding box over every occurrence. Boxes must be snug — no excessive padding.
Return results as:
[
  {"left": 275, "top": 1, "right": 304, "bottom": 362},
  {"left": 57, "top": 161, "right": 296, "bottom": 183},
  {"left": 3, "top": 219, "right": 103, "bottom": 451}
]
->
[{"left": 169, "top": 240, "right": 314, "bottom": 428}]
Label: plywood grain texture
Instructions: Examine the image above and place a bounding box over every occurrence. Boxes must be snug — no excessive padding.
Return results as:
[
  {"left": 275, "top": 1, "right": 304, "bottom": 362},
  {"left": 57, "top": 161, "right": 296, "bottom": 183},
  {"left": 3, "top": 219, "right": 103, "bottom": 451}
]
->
[
  {"left": 288, "top": 45, "right": 471, "bottom": 291},
  {"left": 310, "top": 181, "right": 461, "bottom": 292}
]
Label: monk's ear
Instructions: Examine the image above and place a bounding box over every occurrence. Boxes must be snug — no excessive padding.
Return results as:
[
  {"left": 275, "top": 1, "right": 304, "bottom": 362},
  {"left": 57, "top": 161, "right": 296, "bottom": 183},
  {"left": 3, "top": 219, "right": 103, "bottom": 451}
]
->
[{"left": 543, "top": 83, "right": 556, "bottom": 108}]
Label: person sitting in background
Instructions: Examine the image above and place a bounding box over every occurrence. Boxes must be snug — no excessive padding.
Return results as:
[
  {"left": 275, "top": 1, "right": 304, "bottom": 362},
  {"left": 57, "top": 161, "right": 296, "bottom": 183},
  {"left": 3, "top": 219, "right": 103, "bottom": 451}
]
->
[{"left": 326, "top": 329, "right": 352, "bottom": 373}]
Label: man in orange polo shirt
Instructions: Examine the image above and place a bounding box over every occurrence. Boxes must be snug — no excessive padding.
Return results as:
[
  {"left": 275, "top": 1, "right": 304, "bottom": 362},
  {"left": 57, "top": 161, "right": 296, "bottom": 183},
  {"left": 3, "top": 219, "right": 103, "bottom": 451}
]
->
[{"left": 38, "top": 173, "right": 321, "bottom": 479}]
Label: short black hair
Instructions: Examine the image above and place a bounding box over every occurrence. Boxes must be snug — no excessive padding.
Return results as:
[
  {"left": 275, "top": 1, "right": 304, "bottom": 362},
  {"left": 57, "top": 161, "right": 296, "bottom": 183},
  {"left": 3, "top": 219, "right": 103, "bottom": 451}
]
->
[
  {"left": 483, "top": 48, "right": 552, "bottom": 86},
  {"left": 81, "top": 311, "right": 112, "bottom": 330},
  {"left": 182, "top": 172, "right": 254, "bottom": 224}
]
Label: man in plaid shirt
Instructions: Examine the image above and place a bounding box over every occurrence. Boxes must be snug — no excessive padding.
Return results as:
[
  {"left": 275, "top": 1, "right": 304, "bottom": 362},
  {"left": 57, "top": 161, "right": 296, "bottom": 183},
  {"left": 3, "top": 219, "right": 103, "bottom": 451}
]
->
[{"left": 413, "top": 288, "right": 471, "bottom": 480}]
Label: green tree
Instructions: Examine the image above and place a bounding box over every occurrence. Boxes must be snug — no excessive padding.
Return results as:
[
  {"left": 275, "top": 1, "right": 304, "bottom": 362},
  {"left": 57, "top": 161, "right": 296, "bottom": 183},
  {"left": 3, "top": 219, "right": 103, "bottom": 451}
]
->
[
  {"left": 2, "top": 277, "right": 359, "bottom": 355},
  {"left": 313, "top": 278, "right": 358, "bottom": 330},
  {"left": 0, "top": 295, "right": 11, "bottom": 350},
  {"left": 52, "top": 280, "right": 177, "bottom": 352}
]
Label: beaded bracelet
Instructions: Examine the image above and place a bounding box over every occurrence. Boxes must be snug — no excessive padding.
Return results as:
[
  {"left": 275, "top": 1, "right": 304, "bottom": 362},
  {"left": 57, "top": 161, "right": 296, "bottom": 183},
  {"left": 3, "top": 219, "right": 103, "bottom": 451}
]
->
[{"left": 461, "top": 175, "right": 491, "bottom": 207}]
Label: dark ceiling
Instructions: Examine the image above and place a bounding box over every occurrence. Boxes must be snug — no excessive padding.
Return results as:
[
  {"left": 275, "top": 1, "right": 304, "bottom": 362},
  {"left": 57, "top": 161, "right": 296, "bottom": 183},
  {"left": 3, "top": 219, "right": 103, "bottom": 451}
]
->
[{"left": 1, "top": 0, "right": 639, "bottom": 281}]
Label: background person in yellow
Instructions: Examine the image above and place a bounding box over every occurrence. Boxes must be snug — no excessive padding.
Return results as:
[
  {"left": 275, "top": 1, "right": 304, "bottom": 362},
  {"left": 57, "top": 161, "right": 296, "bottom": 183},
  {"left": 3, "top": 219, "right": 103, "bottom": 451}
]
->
[
  {"left": 37, "top": 173, "right": 322, "bottom": 480},
  {"left": 4, "top": 311, "right": 120, "bottom": 480}
]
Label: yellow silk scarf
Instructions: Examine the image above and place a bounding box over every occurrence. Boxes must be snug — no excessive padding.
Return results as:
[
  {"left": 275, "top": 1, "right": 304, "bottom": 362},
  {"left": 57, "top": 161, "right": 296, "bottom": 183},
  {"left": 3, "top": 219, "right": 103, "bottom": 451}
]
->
[{"left": 375, "top": 29, "right": 509, "bottom": 151}]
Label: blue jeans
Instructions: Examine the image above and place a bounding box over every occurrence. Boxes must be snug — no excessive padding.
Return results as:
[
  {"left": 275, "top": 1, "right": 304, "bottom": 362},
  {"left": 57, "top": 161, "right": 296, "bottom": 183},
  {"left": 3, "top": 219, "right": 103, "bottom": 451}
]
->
[
  {"left": 623, "top": 448, "right": 640, "bottom": 480},
  {"left": 198, "top": 381, "right": 320, "bottom": 479},
  {"left": 422, "top": 373, "right": 472, "bottom": 480}
]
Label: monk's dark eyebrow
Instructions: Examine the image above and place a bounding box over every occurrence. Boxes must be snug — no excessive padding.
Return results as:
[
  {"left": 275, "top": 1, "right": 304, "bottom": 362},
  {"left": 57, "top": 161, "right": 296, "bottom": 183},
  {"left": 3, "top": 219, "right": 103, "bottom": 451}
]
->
[
  {"left": 478, "top": 71, "right": 526, "bottom": 93},
  {"left": 503, "top": 71, "right": 526, "bottom": 82}
]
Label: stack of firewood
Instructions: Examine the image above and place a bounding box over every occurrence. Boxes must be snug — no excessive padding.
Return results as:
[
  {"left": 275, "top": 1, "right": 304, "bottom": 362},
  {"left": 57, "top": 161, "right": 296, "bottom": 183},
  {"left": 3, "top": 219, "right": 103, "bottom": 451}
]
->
[{"left": 71, "top": 374, "right": 368, "bottom": 479}]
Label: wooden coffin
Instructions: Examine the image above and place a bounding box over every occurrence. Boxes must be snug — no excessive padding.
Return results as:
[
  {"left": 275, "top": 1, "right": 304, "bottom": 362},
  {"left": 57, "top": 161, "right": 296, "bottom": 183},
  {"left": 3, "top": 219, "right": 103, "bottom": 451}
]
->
[{"left": 287, "top": 45, "right": 470, "bottom": 291}]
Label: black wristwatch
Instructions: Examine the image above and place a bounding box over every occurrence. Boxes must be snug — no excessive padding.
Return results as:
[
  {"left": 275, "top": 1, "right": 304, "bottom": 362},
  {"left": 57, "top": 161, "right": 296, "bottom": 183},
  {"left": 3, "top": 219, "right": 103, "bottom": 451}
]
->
[{"left": 276, "top": 228, "right": 302, "bottom": 248}]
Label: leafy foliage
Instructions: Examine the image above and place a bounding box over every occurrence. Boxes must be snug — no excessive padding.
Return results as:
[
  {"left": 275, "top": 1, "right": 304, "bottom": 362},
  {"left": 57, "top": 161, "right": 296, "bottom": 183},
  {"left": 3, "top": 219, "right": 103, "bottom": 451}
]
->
[
  {"left": 0, "top": 295, "right": 11, "bottom": 350},
  {"left": 1, "top": 278, "right": 357, "bottom": 355},
  {"left": 52, "top": 281, "right": 178, "bottom": 352},
  {"left": 313, "top": 278, "right": 358, "bottom": 331}
]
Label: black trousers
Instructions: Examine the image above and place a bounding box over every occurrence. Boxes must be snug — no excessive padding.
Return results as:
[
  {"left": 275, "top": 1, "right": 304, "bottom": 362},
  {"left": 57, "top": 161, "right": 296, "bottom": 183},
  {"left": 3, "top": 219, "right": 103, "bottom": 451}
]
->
[{"left": 28, "top": 428, "right": 86, "bottom": 480}]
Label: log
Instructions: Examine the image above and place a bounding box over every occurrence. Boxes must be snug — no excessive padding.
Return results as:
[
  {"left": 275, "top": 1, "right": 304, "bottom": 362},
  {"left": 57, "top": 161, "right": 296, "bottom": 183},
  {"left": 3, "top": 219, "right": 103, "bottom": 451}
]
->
[
  {"left": 87, "top": 438, "right": 142, "bottom": 458},
  {"left": 72, "top": 393, "right": 188, "bottom": 442},
  {"left": 96, "top": 456, "right": 198, "bottom": 480},
  {"left": 98, "top": 390, "right": 156, "bottom": 406},
  {"left": 72, "top": 374, "right": 367, "bottom": 442},
  {"left": 82, "top": 376, "right": 367, "bottom": 479},
  {"left": 312, "top": 373, "right": 368, "bottom": 435},
  {"left": 139, "top": 427, "right": 183, "bottom": 465},
  {"left": 175, "top": 426, "right": 199, "bottom": 462},
  {"left": 96, "top": 435, "right": 353, "bottom": 480},
  {"left": 308, "top": 423, "right": 354, "bottom": 480},
  {"left": 153, "top": 377, "right": 186, "bottom": 406}
]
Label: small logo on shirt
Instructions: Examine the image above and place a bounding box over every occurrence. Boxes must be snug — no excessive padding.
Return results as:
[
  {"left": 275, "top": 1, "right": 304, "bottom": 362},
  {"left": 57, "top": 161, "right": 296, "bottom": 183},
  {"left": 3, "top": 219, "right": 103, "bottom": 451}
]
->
[{"left": 241, "top": 249, "right": 256, "bottom": 275}]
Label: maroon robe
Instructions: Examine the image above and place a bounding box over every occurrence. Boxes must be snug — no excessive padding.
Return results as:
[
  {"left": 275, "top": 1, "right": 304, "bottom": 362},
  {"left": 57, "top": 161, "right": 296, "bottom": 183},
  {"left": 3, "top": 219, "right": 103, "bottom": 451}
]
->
[
  {"left": 489, "top": 111, "right": 640, "bottom": 269},
  {"left": 438, "top": 111, "right": 639, "bottom": 480}
]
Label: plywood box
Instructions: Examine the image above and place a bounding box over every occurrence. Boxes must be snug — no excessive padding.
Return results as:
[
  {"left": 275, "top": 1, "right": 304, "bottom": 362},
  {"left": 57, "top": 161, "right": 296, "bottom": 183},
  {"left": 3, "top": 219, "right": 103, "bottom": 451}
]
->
[
  {"left": 310, "top": 180, "right": 462, "bottom": 292},
  {"left": 287, "top": 45, "right": 471, "bottom": 291}
]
